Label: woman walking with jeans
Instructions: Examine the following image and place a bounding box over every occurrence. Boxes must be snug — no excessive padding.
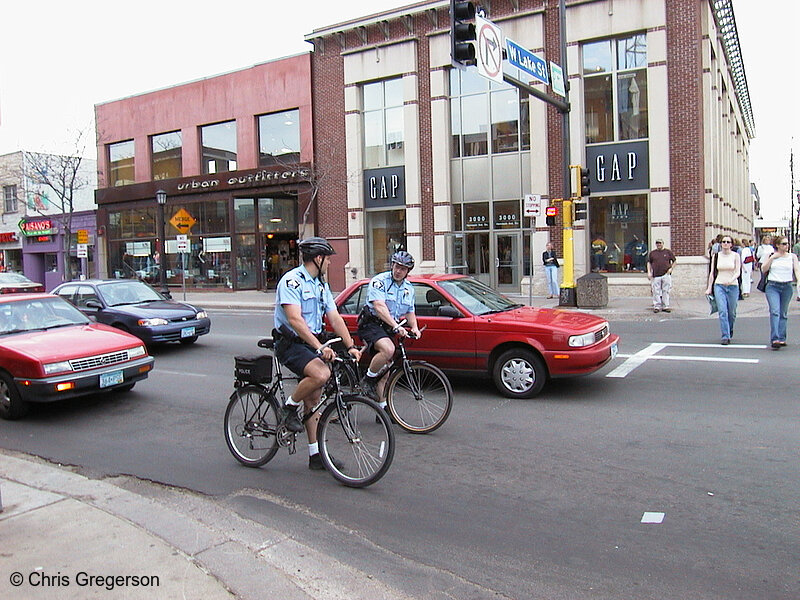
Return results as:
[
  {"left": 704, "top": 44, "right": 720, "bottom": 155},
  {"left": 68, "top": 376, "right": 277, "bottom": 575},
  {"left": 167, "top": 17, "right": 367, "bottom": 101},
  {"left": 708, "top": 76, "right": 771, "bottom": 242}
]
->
[
  {"left": 705, "top": 236, "right": 741, "bottom": 345},
  {"left": 759, "top": 236, "right": 800, "bottom": 349}
]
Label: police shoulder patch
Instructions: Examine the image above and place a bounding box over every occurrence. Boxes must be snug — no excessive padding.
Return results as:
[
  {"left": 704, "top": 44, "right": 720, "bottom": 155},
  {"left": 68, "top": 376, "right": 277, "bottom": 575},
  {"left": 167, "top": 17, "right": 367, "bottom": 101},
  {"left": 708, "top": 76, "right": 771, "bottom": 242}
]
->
[
  {"left": 286, "top": 278, "right": 301, "bottom": 289},
  {"left": 372, "top": 279, "right": 384, "bottom": 290}
]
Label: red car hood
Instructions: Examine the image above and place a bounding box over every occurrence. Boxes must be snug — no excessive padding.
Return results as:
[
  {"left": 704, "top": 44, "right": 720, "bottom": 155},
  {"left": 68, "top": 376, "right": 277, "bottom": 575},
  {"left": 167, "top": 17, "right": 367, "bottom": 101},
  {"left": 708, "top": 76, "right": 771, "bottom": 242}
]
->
[
  {"left": 476, "top": 305, "right": 608, "bottom": 332},
  {"left": 3, "top": 324, "right": 142, "bottom": 362}
]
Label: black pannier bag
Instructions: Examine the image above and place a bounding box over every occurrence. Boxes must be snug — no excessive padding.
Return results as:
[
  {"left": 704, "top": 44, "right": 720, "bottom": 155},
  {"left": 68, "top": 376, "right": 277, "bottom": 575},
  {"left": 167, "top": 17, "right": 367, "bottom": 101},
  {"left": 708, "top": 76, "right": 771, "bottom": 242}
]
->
[{"left": 234, "top": 355, "right": 272, "bottom": 383}]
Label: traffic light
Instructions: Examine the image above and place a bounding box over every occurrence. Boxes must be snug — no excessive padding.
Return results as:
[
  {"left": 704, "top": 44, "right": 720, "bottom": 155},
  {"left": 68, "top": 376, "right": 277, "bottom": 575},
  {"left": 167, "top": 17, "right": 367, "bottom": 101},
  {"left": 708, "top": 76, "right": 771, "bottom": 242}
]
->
[
  {"left": 579, "top": 167, "right": 591, "bottom": 197},
  {"left": 545, "top": 206, "right": 558, "bottom": 227},
  {"left": 450, "top": 0, "right": 477, "bottom": 68},
  {"left": 573, "top": 201, "right": 587, "bottom": 221}
]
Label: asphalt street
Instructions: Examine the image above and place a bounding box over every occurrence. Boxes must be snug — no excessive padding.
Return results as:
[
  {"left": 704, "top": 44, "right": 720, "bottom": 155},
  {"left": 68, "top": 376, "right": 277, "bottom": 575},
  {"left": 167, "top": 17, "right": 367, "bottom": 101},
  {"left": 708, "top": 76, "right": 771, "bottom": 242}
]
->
[{"left": 1, "top": 310, "right": 797, "bottom": 599}]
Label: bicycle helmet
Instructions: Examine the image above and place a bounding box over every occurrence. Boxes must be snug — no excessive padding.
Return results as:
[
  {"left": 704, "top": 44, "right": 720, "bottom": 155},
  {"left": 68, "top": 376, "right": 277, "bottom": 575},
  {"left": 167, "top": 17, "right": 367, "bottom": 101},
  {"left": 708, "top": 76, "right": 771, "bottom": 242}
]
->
[
  {"left": 391, "top": 251, "right": 415, "bottom": 270},
  {"left": 298, "top": 237, "right": 336, "bottom": 258}
]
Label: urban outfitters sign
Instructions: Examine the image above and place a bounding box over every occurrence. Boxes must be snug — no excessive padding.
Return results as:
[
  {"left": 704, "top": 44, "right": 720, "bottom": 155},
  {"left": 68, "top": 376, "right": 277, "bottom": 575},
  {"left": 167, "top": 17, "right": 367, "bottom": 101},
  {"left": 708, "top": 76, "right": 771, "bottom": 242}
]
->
[
  {"left": 585, "top": 141, "right": 649, "bottom": 193},
  {"left": 363, "top": 167, "right": 405, "bottom": 209}
]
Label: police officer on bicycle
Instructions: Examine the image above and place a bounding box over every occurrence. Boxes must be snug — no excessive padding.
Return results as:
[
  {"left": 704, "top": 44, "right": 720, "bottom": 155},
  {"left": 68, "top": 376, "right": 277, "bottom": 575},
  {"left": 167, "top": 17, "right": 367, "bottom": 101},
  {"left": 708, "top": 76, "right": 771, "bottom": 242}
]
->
[
  {"left": 273, "top": 237, "right": 361, "bottom": 470},
  {"left": 358, "top": 250, "right": 421, "bottom": 406}
]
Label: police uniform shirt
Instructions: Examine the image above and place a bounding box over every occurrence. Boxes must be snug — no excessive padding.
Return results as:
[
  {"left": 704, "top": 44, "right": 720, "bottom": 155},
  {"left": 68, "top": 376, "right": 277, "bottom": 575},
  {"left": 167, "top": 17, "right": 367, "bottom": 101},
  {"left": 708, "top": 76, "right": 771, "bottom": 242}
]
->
[
  {"left": 366, "top": 271, "right": 415, "bottom": 322},
  {"left": 274, "top": 264, "right": 336, "bottom": 336}
]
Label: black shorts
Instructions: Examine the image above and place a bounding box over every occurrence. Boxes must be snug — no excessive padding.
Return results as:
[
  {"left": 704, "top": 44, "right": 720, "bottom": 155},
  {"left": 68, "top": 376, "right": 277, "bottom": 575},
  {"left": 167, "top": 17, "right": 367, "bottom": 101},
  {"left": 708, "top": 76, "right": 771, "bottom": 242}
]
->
[
  {"left": 275, "top": 338, "right": 320, "bottom": 378},
  {"left": 357, "top": 321, "right": 392, "bottom": 350}
]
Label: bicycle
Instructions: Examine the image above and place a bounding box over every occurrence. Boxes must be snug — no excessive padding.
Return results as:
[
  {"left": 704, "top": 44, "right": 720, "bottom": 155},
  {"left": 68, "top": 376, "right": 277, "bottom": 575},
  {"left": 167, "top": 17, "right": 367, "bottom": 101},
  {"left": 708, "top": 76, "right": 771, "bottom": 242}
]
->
[
  {"left": 351, "top": 319, "right": 453, "bottom": 434},
  {"left": 223, "top": 336, "right": 395, "bottom": 488}
]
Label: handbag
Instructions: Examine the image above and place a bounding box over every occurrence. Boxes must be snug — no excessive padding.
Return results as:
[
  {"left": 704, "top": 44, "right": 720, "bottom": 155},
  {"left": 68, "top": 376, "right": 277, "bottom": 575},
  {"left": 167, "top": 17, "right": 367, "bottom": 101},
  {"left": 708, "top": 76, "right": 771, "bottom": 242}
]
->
[
  {"left": 707, "top": 294, "right": 718, "bottom": 315},
  {"left": 757, "top": 270, "right": 768, "bottom": 293}
]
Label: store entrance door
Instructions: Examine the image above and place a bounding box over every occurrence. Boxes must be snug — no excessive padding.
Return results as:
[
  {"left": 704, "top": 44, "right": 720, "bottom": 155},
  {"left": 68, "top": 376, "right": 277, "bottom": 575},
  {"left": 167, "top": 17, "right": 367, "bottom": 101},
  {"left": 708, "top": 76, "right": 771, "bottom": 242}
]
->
[
  {"left": 494, "top": 232, "right": 521, "bottom": 292},
  {"left": 260, "top": 233, "right": 298, "bottom": 289}
]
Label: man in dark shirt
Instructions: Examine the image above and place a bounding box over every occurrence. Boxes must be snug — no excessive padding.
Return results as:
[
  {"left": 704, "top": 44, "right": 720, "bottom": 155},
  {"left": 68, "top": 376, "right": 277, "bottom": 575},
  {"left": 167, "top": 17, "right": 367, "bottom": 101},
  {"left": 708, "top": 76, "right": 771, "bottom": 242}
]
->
[{"left": 647, "top": 239, "right": 676, "bottom": 313}]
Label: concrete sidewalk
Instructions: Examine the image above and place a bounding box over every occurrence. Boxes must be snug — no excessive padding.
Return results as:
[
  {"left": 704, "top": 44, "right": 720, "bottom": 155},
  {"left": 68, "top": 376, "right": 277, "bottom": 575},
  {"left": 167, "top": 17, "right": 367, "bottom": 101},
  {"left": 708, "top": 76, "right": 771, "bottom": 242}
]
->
[
  {"left": 171, "top": 287, "right": 775, "bottom": 321},
  {"left": 0, "top": 451, "right": 411, "bottom": 600}
]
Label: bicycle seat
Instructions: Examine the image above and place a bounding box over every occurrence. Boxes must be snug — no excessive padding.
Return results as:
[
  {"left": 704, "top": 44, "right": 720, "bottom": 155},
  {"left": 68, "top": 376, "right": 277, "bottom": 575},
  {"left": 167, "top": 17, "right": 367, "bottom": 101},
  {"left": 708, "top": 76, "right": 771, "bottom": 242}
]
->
[{"left": 257, "top": 338, "right": 274, "bottom": 349}]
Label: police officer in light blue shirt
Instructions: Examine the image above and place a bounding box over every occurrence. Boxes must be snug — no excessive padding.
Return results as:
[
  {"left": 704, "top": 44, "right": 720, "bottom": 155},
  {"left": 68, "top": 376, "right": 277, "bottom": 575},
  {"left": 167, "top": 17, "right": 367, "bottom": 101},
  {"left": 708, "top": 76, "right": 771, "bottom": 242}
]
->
[
  {"left": 357, "top": 251, "right": 420, "bottom": 404},
  {"left": 273, "top": 237, "right": 360, "bottom": 471}
]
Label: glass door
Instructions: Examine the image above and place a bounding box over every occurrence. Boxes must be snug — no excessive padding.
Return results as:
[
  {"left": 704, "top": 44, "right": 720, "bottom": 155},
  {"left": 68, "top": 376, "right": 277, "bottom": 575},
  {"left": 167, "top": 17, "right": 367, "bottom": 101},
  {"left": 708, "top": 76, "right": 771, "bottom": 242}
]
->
[
  {"left": 466, "top": 232, "right": 491, "bottom": 286},
  {"left": 495, "top": 232, "right": 520, "bottom": 291}
]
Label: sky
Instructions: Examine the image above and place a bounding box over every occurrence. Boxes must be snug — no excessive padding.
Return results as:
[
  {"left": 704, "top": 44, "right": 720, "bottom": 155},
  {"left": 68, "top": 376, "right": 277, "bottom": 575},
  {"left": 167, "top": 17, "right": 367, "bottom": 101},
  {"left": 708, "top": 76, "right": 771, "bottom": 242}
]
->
[{"left": 0, "top": 0, "right": 796, "bottom": 219}]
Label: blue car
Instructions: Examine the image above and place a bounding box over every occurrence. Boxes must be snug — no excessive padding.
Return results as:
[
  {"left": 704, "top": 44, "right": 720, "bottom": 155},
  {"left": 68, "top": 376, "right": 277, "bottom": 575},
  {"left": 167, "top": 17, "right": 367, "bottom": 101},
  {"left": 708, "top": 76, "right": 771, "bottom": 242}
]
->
[{"left": 52, "top": 279, "right": 211, "bottom": 345}]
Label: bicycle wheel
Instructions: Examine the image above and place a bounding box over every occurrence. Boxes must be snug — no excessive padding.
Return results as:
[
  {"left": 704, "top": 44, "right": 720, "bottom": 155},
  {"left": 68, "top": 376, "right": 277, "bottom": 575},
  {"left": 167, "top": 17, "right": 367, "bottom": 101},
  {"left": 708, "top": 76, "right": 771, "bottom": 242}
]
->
[
  {"left": 385, "top": 361, "right": 453, "bottom": 434},
  {"left": 317, "top": 395, "right": 394, "bottom": 488},
  {"left": 224, "top": 386, "right": 281, "bottom": 467}
]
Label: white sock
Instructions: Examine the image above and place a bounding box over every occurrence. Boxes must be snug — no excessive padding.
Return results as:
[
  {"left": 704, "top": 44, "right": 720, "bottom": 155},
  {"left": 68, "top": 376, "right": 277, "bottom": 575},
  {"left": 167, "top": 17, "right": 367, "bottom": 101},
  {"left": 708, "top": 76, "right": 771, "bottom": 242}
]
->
[
  {"left": 366, "top": 369, "right": 379, "bottom": 378},
  {"left": 378, "top": 401, "right": 387, "bottom": 409},
  {"left": 285, "top": 395, "right": 301, "bottom": 406},
  {"left": 308, "top": 442, "right": 319, "bottom": 456}
]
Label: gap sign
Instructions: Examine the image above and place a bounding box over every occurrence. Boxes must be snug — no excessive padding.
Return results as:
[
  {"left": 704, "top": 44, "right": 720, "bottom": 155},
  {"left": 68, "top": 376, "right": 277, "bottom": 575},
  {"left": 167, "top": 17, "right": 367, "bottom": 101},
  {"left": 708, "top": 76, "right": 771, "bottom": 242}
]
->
[{"left": 505, "top": 38, "right": 549, "bottom": 86}]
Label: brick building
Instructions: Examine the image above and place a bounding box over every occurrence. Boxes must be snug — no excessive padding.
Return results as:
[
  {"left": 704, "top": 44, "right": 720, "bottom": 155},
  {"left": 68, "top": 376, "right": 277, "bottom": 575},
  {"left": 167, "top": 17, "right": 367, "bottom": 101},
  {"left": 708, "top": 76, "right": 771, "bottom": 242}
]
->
[
  {"left": 94, "top": 53, "right": 314, "bottom": 291},
  {"left": 305, "top": 0, "right": 754, "bottom": 296}
]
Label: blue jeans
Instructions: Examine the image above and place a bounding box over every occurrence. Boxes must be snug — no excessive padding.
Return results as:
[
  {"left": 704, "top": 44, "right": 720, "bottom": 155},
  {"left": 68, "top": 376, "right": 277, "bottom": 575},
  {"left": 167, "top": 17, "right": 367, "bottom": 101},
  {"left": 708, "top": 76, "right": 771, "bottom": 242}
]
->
[
  {"left": 545, "top": 265, "right": 559, "bottom": 296},
  {"left": 713, "top": 283, "right": 739, "bottom": 340},
  {"left": 765, "top": 281, "right": 793, "bottom": 343}
]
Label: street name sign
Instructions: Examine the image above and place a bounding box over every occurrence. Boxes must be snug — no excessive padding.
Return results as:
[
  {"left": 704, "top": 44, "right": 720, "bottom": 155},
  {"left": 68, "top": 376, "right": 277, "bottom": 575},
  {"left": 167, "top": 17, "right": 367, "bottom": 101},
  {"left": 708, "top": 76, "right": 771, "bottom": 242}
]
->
[
  {"left": 505, "top": 38, "right": 549, "bottom": 86},
  {"left": 475, "top": 15, "right": 504, "bottom": 84}
]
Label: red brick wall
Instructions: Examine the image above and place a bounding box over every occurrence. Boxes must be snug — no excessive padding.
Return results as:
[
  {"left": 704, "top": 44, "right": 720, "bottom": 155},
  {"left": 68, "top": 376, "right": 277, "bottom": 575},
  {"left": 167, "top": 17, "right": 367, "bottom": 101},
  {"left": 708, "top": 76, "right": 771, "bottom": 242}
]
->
[{"left": 666, "top": 0, "right": 706, "bottom": 256}]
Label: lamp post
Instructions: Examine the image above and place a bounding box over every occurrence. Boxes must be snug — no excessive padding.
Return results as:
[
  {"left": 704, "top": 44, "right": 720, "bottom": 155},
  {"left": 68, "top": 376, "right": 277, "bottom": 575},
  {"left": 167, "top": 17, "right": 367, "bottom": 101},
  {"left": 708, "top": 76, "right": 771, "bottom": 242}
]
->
[{"left": 155, "top": 189, "right": 171, "bottom": 298}]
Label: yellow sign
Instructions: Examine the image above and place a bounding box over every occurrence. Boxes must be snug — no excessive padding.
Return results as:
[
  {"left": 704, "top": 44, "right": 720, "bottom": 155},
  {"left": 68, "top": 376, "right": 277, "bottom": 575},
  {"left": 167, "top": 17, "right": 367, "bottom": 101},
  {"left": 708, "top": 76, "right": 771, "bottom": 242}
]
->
[
  {"left": 76, "top": 229, "right": 89, "bottom": 244},
  {"left": 169, "top": 208, "right": 197, "bottom": 233}
]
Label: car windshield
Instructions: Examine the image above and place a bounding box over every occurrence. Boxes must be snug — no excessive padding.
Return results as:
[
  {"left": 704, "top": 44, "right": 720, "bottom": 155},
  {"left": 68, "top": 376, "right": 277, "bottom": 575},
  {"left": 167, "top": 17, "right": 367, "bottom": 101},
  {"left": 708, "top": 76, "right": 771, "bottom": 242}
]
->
[
  {"left": 0, "top": 273, "right": 32, "bottom": 284},
  {"left": 98, "top": 281, "right": 163, "bottom": 306},
  {"left": 438, "top": 277, "right": 521, "bottom": 315},
  {"left": 0, "top": 296, "right": 89, "bottom": 334}
]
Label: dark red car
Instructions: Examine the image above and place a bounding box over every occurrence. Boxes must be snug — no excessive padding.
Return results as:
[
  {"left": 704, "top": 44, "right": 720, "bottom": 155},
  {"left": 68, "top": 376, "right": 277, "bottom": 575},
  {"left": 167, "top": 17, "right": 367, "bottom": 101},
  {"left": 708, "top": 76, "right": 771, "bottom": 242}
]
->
[
  {"left": 0, "top": 293, "right": 155, "bottom": 419},
  {"left": 334, "top": 274, "right": 619, "bottom": 399}
]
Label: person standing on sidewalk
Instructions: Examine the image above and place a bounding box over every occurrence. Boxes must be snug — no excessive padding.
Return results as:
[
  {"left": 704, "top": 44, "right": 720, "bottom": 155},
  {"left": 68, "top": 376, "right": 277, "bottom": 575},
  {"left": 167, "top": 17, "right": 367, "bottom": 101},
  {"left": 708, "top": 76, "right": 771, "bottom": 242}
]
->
[
  {"left": 647, "top": 239, "right": 676, "bottom": 313},
  {"left": 759, "top": 236, "right": 800, "bottom": 349},
  {"left": 542, "top": 242, "right": 560, "bottom": 299},
  {"left": 273, "top": 237, "right": 362, "bottom": 470},
  {"left": 705, "top": 236, "right": 741, "bottom": 345},
  {"left": 739, "top": 238, "right": 754, "bottom": 297}
]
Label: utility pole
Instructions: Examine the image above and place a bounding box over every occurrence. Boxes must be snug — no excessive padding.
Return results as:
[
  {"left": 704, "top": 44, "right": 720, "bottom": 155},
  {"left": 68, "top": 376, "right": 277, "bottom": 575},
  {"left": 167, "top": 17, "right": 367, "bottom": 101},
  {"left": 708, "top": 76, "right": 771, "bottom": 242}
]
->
[{"left": 557, "top": 0, "right": 576, "bottom": 306}]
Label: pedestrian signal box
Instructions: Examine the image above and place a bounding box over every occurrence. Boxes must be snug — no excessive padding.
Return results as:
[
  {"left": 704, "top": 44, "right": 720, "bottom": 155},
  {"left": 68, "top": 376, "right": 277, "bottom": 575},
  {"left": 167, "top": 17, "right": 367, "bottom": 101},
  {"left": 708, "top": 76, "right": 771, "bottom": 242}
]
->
[{"left": 545, "top": 206, "right": 558, "bottom": 226}]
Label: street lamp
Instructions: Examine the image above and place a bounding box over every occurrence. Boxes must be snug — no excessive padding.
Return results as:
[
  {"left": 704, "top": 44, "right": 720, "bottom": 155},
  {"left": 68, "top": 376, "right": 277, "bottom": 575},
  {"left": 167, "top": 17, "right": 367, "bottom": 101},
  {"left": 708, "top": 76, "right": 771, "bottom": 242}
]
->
[{"left": 155, "top": 189, "right": 171, "bottom": 298}]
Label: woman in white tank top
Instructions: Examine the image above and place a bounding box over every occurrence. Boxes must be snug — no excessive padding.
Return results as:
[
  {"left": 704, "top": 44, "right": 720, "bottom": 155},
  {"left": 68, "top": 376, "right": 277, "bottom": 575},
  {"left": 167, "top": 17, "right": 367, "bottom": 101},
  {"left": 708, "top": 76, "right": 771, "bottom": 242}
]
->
[{"left": 760, "top": 236, "right": 800, "bottom": 349}]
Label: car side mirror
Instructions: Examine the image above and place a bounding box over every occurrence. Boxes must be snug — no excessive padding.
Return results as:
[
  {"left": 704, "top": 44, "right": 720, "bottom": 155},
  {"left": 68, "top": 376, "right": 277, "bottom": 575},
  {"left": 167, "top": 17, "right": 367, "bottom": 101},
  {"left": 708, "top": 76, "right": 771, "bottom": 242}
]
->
[
  {"left": 437, "top": 305, "right": 463, "bottom": 318},
  {"left": 85, "top": 300, "right": 103, "bottom": 310}
]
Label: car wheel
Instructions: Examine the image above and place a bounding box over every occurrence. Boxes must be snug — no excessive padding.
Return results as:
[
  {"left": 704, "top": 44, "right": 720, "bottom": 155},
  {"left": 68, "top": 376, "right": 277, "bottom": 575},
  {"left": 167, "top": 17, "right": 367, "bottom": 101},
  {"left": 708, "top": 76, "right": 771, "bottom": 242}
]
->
[
  {"left": 0, "top": 371, "right": 29, "bottom": 420},
  {"left": 179, "top": 336, "right": 198, "bottom": 345},
  {"left": 492, "top": 348, "right": 547, "bottom": 399}
]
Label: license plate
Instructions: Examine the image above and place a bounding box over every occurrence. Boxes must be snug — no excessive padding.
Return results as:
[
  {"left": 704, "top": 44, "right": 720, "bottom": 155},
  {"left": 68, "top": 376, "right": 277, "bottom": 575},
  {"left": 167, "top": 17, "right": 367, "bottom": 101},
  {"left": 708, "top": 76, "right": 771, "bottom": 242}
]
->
[
  {"left": 100, "top": 370, "right": 124, "bottom": 388},
  {"left": 180, "top": 326, "right": 195, "bottom": 338},
  {"left": 611, "top": 341, "right": 618, "bottom": 360}
]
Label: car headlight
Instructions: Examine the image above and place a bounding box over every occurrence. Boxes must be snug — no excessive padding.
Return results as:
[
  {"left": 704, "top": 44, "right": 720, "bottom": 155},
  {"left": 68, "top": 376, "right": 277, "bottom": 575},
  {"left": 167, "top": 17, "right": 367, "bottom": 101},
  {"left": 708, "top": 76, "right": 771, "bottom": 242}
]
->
[
  {"left": 128, "top": 345, "right": 146, "bottom": 358},
  {"left": 568, "top": 331, "right": 596, "bottom": 347},
  {"left": 137, "top": 318, "right": 169, "bottom": 327},
  {"left": 195, "top": 311, "right": 208, "bottom": 320},
  {"left": 44, "top": 360, "right": 73, "bottom": 375}
]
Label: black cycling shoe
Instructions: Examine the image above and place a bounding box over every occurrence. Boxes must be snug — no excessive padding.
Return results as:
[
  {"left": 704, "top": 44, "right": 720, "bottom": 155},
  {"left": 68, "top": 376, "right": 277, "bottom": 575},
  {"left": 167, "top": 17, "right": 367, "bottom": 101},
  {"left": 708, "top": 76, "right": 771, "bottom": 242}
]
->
[
  {"left": 282, "top": 404, "right": 304, "bottom": 433},
  {"left": 360, "top": 376, "right": 379, "bottom": 400},
  {"left": 309, "top": 453, "right": 344, "bottom": 471}
]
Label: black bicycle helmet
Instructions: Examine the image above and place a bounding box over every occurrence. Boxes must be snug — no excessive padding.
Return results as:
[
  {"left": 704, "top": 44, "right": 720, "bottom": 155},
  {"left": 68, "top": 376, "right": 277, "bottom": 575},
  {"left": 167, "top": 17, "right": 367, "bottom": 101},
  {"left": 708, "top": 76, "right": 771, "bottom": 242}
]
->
[
  {"left": 391, "top": 250, "right": 415, "bottom": 270},
  {"left": 298, "top": 237, "right": 335, "bottom": 257}
]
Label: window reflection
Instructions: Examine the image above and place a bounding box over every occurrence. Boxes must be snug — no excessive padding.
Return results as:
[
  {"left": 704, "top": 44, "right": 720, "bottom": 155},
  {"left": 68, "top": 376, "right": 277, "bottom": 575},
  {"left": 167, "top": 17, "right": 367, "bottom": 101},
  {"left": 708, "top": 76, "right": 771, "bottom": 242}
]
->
[
  {"left": 109, "top": 140, "right": 135, "bottom": 186},
  {"left": 258, "top": 109, "right": 300, "bottom": 165},
  {"left": 362, "top": 79, "right": 404, "bottom": 169},
  {"left": 151, "top": 131, "right": 182, "bottom": 180},
  {"left": 201, "top": 121, "right": 237, "bottom": 174}
]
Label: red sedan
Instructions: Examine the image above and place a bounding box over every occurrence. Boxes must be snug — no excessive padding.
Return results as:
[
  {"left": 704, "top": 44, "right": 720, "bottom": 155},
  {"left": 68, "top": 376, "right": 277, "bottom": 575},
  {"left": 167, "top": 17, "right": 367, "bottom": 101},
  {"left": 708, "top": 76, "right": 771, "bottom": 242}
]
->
[
  {"left": 0, "top": 293, "right": 155, "bottom": 419},
  {"left": 334, "top": 274, "right": 619, "bottom": 399}
]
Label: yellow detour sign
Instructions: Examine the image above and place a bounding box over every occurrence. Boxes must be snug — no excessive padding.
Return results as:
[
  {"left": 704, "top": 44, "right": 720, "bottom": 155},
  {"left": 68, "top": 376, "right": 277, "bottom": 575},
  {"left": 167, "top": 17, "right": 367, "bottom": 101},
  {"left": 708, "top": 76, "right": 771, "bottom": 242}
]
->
[
  {"left": 76, "top": 229, "right": 89, "bottom": 244},
  {"left": 169, "top": 208, "right": 197, "bottom": 234}
]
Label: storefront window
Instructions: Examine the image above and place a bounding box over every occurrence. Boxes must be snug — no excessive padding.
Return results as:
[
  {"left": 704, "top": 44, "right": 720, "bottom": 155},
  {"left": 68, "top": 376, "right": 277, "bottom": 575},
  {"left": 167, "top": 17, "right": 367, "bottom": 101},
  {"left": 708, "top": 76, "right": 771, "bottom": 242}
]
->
[
  {"left": 151, "top": 131, "right": 182, "bottom": 180},
  {"left": 464, "top": 202, "right": 490, "bottom": 231},
  {"left": 363, "top": 79, "right": 404, "bottom": 169},
  {"left": 164, "top": 201, "right": 229, "bottom": 236},
  {"left": 366, "top": 210, "right": 406, "bottom": 275},
  {"left": 108, "top": 140, "right": 135, "bottom": 187},
  {"left": 583, "top": 33, "right": 648, "bottom": 144},
  {"left": 235, "top": 234, "right": 257, "bottom": 288},
  {"left": 234, "top": 198, "right": 255, "bottom": 232},
  {"left": 107, "top": 208, "right": 156, "bottom": 239},
  {"left": 257, "top": 198, "right": 296, "bottom": 233},
  {"left": 258, "top": 109, "right": 300, "bottom": 165},
  {"left": 588, "top": 194, "right": 648, "bottom": 273},
  {"left": 201, "top": 121, "right": 237, "bottom": 174},
  {"left": 493, "top": 200, "right": 520, "bottom": 229}
]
